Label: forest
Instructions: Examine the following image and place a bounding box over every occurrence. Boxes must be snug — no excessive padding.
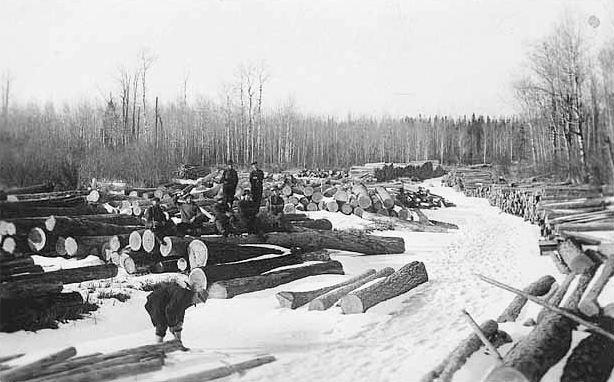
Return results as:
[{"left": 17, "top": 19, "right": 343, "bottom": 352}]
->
[{"left": 0, "top": 18, "right": 613, "bottom": 188}]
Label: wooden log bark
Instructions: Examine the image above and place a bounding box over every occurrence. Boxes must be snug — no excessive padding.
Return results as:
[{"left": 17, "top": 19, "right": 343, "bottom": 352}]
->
[
  {"left": 121, "top": 250, "right": 160, "bottom": 274},
  {"left": 579, "top": 254, "right": 614, "bottom": 317},
  {"left": 4, "top": 182, "right": 54, "bottom": 196},
  {"left": 41, "top": 357, "right": 163, "bottom": 382},
  {"left": 158, "top": 355, "right": 276, "bottom": 382},
  {"left": 5, "top": 264, "right": 118, "bottom": 284},
  {"left": 0, "top": 281, "right": 63, "bottom": 299},
  {"left": 208, "top": 261, "right": 344, "bottom": 299},
  {"left": 202, "top": 252, "right": 324, "bottom": 284},
  {"left": 277, "top": 269, "right": 377, "bottom": 309},
  {"left": 560, "top": 315, "right": 614, "bottom": 382},
  {"left": 0, "top": 204, "right": 109, "bottom": 219},
  {"left": 351, "top": 184, "right": 372, "bottom": 209},
  {"left": 340, "top": 261, "right": 428, "bottom": 314},
  {"left": 375, "top": 186, "right": 395, "bottom": 209},
  {"left": 0, "top": 347, "right": 76, "bottom": 382},
  {"left": 168, "top": 236, "right": 282, "bottom": 265},
  {"left": 557, "top": 239, "right": 597, "bottom": 273},
  {"left": 151, "top": 258, "right": 188, "bottom": 273},
  {"left": 291, "top": 218, "right": 333, "bottom": 230},
  {"left": 64, "top": 236, "right": 115, "bottom": 258},
  {"left": 483, "top": 267, "right": 598, "bottom": 382},
  {"left": 497, "top": 275, "right": 556, "bottom": 323},
  {"left": 204, "top": 228, "right": 405, "bottom": 255},
  {"left": 361, "top": 211, "right": 450, "bottom": 233},
  {"left": 309, "top": 267, "right": 395, "bottom": 311},
  {"left": 46, "top": 217, "right": 141, "bottom": 237},
  {"left": 421, "top": 320, "right": 500, "bottom": 382},
  {"left": 0, "top": 265, "right": 44, "bottom": 281}
]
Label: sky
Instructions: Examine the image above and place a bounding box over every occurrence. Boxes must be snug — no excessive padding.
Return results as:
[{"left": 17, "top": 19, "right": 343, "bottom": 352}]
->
[{"left": 0, "top": 0, "right": 613, "bottom": 118}]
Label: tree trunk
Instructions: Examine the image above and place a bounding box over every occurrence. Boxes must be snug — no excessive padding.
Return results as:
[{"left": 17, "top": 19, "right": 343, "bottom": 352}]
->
[
  {"left": 0, "top": 347, "right": 76, "bottom": 382},
  {"left": 46, "top": 217, "right": 141, "bottom": 237},
  {"left": 0, "top": 205, "right": 109, "bottom": 219},
  {"left": 165, "top": 236, "right": 282, "bottom": 265},
  {"left": 484, "top": 266, "right": 597, "bottom": 382},
  {"left": 340, "top": 261, "right": 428, "bottom": 314},
  {"left": 4, "top": 183, "right": 54, "bottom": 196},
  {"left": 560, "top": 316, "right": 614, "bottom": 382},
  {"left": 375, "top": 186, "right": 394, "bottom": 209},
  {"left": 0, "top": 265, "right": 44, "bottom": 281},
  {"left": 0, "top": 281, "right": 63, "bottom": 299},
  {"left": 203, "top": 251, "right": 329, "bottom": 284},
  {"left": 309, "top": 267, "right": 395, "bottom": 311},
  {"left": 277, "top": 268, "right": 377, "bottom": 309},
  {"left": 497, "top": 275, "right": 556, "bottom": 323},
  {"left": 157, "top": 356, "right": 275, "bottom": 382},
  {"left": 203, "top": 229, "right": 405, "bottom": 255},
  {"left": 352, "top": 184, "right": 372, "bottom": 209},
  {"left": 4, "top": 264, "right": 117, "bottom": 284},
  {"left": 208, "top": 260, "right": 344, "bottom": 298},
  {"left": 41, "top": 358, "right": 163, "bottom": 382},
  {"left": 421, "top": 320, "right": 508, "bottom": 382}
]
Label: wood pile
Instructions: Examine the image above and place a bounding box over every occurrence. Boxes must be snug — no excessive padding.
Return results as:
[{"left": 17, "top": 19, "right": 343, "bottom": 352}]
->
[
  {"left": 0, "top": 340, "right": 186, "bottom": 382},
  {"left": 373, "top": 162, "right": 446, "bottom": 182}
]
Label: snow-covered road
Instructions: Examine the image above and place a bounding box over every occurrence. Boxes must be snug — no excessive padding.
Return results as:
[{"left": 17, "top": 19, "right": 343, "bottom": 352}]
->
[{"left": 0, "top": 181, "right": 589, "bottom": 382}]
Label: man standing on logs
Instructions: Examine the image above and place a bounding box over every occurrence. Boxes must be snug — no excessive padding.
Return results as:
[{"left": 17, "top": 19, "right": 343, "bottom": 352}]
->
[
  {"left": 222, "top": 160, "right": 238, "bottom": 207},
  {"left": 145, "top": 280, "right": 208, "bottom": 346},
  {"left": 173, "top": 194, "right": 206, "bottom": 235},
  {"left": 249, "top": 161, "right": 264, "bottom": 205}
]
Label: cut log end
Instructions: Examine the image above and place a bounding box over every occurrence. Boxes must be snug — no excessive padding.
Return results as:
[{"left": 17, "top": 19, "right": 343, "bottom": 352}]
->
[
  {"left": 340, "top": 295, "right": 364, "bottom": 314},
  {"left": 275, "top": 292, "right": 294, "bottom": 308},
  {"left": 2, "top": 237, "right": 16, "bottom": 254},
  {"left": 28, "top": 227, "right": 46, "bottom": 252},
  {"left": 142, "top": 230, "right": 156, "bottom": 253},
  {"left": 188, "top": 267, "right": 208, "bottom": 292},
  {"left": 482, "top": 366, "right": 531, "bottom": 382},
  {"left": 64, "top": 237, "right": 78, "bottom": 257},
  {"left": 188, "top": 240, "right": 208, "bottom": 269},
  {"left": 45, "top": 215, "right": 57, "bottom": 231},
  {"left": 129, "top": 231, "right": 142, "bottom": 251},
  {"left": 177, "top": 258, "right": 188, "bottom": 272},
  {"left": 159, "top": 237, "right": 172, "bottom": 257}
]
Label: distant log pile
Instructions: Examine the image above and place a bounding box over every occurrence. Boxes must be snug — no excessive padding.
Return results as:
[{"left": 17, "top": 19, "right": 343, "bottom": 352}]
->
[{"left": 373, "top": 161, "right": 446, "bottom": 182}]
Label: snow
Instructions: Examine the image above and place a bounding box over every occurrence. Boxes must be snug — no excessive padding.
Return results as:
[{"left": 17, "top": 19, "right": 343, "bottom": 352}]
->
[{"left": 1, "top": 178, "right": 613, "bottom": 382}]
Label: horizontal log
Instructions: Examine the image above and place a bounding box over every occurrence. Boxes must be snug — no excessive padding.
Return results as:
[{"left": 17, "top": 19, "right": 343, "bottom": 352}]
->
[
  {"left": 0, "top": 347, "right": 76, "bottom": 382},
  {"left": 208, "top": 260, "right": 344, "bottom": 298},
  {"left": 4, "top": 182, "right": 54, "bottom": 196},
  {"left": 158, "top": 355, "right": 276, "bottom": 382},
  {"left": 5, "top": 264, "right": 118, "bottom": 284},
  {"left": 0, "top": 281, "right": 63, "bottom": 299},
  {"left": 497, "top": 275, "right": 556, "bottom": 323}
]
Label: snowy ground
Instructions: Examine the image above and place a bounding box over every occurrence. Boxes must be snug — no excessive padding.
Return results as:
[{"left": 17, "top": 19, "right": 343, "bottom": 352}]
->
[{"left": 1, "top": 179, "right": 612, "bottom": 382}]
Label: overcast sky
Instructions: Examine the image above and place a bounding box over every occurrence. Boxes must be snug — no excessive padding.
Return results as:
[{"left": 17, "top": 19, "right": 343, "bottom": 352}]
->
[{"left": 0, "top": 0, "right": 612, "bottom": 117}]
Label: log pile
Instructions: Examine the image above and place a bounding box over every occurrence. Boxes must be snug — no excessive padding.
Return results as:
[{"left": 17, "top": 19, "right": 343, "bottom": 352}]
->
[{"left": 0, "top": 340, "right": 185, "bottom": 382}]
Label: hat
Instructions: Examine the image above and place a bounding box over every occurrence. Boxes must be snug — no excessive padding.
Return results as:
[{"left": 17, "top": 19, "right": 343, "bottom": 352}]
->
[
  {"left": 251, "top": 161, "right": 258, "bottom": 166},
  {"left": 243, "top": 189, "right": 251, "bottom": 195},
  {"left": 227, "top": 159, "right": 234, "bottom": 165}
]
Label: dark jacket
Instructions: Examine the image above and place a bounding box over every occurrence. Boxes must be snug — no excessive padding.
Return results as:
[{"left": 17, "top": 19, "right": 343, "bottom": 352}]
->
[
  {"left": 145, "top": 283, "right": 195, "bottom": 327},
  {"left": 175, "top": 199, "right": 203, "bottom": 223},
  {"left": 249, "top": 169, "right": 264, "bottom": 191},
  {"left": 144, "top": 204, "right": 167, "bottom": 225},
  {"left": 238, "top": 199, "right": 259, "bottom": 219},
  {"left": 222, "top": 169, "right": 238, "bottom": 188},
  {"left": 268, "top": 194, "right": 284, "bottom": 214}
]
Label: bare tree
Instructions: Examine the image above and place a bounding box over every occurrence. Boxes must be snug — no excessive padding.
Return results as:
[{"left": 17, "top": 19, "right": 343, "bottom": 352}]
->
[{"left": 139, "top": 49, "right": 157, "bottom": 143}]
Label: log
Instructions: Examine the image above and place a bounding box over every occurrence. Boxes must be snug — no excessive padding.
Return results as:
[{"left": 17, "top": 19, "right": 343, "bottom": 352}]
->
[
  {"left": 0, "top": 347, "right": 76, "bottom": 382},
  {"left": 311, "top": 191, "right": 324, "bottom": 203},
  {"left": 0, "top": 205, "right": 109, "bottom": 219},
  {"left": 361, "top": 211, "right": 450, "bottom": 233},
  {"left": 308, "top": 267, "right": 395, "bottom": 311},
  {"left": 340, "top": 203, "right": 353, "bottom": 215},
  {"left": 158, "top": 355, "right": 276, "bottom": 382},
  {"left": 333, "top": 189, "right": 349, "bottom": 203},
  {"left": 0, "top": 257, "right": 34, "bottom": 269},
  {"left": 128, "top": 231, "right": 142, "bottom": 251},
  {"left": 206, "top": 228, "right": 405, "bottom": 255},
  {"left": 0, "top": 354, "right": 24, "bottom": 364},
  {"left": 141, "top": 229, "right": 159, "bottom": 253},
  {"left": 579, "top": 253, "right": 614, "bottom": 317},
  {"left": 121, "top": 251, "right": 160, "bottom": 274},
  {"left": 351, "top": 184, "right": 372, "bottom": 209},
  {"left": 0, "top": 281, "right": 63, "bottom": 299},
  {"left": 326, "top": 200, "right": 339, "bottom": 213},
  {"left": 64, "top": 236, "right": 115, "bottom": 258},
  {"left": 1, "top": 195, "right": 86, "bottom": 211},
  {"left": 151, "top": 258, "right": 188, "bottom": 273},
  {"left": 4, "top": 182, "right": 54, "bottom": 196},
  {"left": 560, "top": 315, "right": 614, "bottom": 382},
  {"left": 200, "top": 240, "right": 283, "bottom": 265},
  {"left": 536, "top": 271, "right": 576, "bottom": 323},
  {"left": 481, "top": 268, "right": 601, "bottom": 382},
  {"left": 202, "top": 252, "right": 328, "bottom": 284},
  {"left": 41, "top": 357, "right": 163, "bottom": 382},
  {"left": 497, "top": 275, "right": 556, "bottom": 323},
  {"left": 208, "top": 261, "right": 344, "bottom": 298},
  {"left": 0, "top": 265, "right": 44, "bottom": 280},
  {"left": 46, "top": 217, "right": 141, "bottom": 237},
  {"left": 375, "top": 186, "right": 395, "bottom": 209},
  {"left": 340, "top": 261, "right": 428, "bottom": 314},
  {"left": 5, "top": 264, "right": 118, "bottom": 284},
  {"left": 277, "top": 269, "right": 377, "bottom": 309},
  {"left": 421, "top": 320, "right": 500, "bottom": 382},
  {"left": 557, "top": 239, "right": 597, "bottom": 273}
]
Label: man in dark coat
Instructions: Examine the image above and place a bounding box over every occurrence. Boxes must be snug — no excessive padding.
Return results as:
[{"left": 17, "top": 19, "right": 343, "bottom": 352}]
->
[
  {"left": 173, "top": 194, "right": 206, "bottom": 235},
  {"left": 144, "top": 280, "right": 208, "bottom": 345},
  {"left": 221, "top": 160, "right": 238, "bottom": 207},
  {"left": 143, "top": 197, "right": 172, "bottom": 235},
  {"left": 249, "top": 161, "right": 264, "bottom": 205},
  {"left": 213, "top": 200, "right": 233, "bottom": 237},
  {"left": 237, "top": 190, "right": 263, "bottom": 236}
]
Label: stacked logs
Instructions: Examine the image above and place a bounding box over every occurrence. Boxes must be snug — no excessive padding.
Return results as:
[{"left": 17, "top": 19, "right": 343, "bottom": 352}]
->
[{"left": 0, "top": 340, "right": 186, "bottom": 382}]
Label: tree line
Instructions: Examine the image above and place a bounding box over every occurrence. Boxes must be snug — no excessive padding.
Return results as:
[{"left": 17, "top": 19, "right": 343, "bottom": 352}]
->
[{"left": 0, "top": 17, "right": 612, "bottom": 188}]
